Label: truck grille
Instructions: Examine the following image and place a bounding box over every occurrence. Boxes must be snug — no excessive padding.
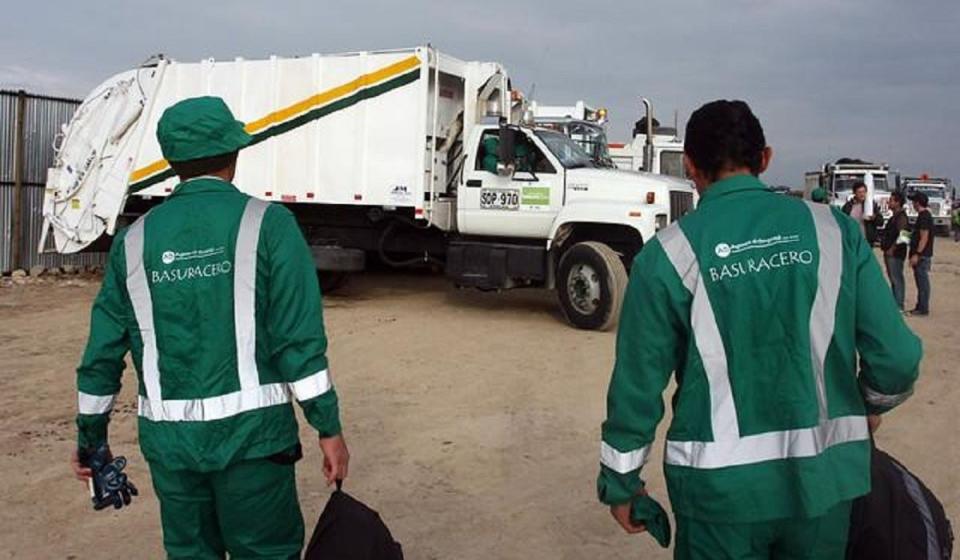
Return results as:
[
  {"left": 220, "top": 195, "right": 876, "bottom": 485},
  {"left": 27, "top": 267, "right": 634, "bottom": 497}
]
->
[
  {"left": 929, "top": 202, "right": 941, "bottom": 215},
  {"left": 670, "top": 191, "right": 694, "bottom": 223}
]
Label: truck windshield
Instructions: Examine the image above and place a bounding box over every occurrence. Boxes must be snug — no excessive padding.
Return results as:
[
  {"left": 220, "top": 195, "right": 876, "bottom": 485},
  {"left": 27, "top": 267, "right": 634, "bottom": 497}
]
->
[
  {"left": 535, "top": 130, "right": 594, "bottom": 169},
  {"left": 833, "top": 173, "right": 890, "bottom": 193},
  {"left": 659, "top": 151, "right": 684, "bottom": 178},
  {"left": 566, "top": 122, "right": 614, "bottom": 167},
  {"left": 909, "top": 186, "right": 945, "bottom": 198}
]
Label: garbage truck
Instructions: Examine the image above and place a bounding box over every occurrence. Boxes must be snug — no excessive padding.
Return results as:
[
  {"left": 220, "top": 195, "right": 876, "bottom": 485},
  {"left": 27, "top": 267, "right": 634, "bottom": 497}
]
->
[{"left": 40, "top": 46, "right": 695, "bottom": 330}]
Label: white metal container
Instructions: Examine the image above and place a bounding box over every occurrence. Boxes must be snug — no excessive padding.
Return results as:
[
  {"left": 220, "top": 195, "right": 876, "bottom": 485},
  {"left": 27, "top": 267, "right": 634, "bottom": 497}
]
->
[{"left": 41, "top": 46, "right": 508, "bottom": 253}]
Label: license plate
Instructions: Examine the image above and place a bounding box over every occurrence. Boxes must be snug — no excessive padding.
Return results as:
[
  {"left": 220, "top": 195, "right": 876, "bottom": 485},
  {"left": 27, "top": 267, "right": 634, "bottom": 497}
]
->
[{"left": 480, "top": 188, "right": 519, "bottom": 210}]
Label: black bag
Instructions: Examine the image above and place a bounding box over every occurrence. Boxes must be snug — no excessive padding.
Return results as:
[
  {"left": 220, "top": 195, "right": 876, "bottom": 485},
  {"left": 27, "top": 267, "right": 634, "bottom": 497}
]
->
[
  {"left": 847, "top": 446, "right": 953, "bottom": 559},
  {"left": 304, "top": 482, "right": 403, "bottom": 560}
]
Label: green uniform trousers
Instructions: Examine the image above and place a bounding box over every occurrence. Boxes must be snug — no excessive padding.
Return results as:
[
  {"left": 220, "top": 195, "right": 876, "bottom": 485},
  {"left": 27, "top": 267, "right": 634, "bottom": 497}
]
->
[
  {"left": 149, "top": 456, "right": 304, "bottom": 559},
  {"left": 674, "top": 500, "right": 852, "bottom": 560}
]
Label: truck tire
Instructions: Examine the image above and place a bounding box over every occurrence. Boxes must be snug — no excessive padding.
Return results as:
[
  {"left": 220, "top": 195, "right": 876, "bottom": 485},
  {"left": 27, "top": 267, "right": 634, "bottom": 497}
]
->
[{"left": 557, "top": 241, "right": 628, "bottom": 331}]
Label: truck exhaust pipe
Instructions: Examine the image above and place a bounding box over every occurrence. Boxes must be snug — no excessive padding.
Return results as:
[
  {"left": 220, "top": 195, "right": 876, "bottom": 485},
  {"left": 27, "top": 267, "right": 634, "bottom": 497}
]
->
[{"left": 642, "top": 97, "right": 654, "bottom": 173}]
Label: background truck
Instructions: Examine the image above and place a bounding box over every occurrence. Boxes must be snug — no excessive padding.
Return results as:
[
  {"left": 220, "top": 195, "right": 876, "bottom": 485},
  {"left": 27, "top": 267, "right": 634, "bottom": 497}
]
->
[
  {"left": 607, "top": 98, "right": 685, "bottom": 178},
  {"left": 528, "top": 100, "right": 616, "bottom": 168},
  {"left": 900, "top": 175, "right": 953, "bottom": 235},
  {"left": 40, "top": 46, "right": 695, "bottom": 331},
  {"left": 802, "top": 157, "right": 895, "bottom": 242}
]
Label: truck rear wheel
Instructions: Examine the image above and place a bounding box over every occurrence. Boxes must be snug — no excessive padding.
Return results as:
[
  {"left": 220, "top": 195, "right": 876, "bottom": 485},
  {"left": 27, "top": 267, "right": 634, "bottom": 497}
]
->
[{"left": 557, "top": 241, "right": 628, "bottom": 331}]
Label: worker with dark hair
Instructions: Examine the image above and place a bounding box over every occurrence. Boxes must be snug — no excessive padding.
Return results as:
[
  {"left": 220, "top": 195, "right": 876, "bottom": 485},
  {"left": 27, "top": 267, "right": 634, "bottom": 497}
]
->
[
  {"left": 597, "top": 99, "right": 921, "bottom": 559},
  {"left": 908, "top": 191, "right": 934, "bottom": 316},
  {"left": 880, "top": 191, "right": 909, "bottom": 310},
  {"left": 71, "top": 96, "right": 349, "bottom": 558}
]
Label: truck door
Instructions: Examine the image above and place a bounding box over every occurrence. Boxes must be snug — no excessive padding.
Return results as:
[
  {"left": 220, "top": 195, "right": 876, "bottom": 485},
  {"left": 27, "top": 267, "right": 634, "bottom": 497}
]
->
[{"left": 459, "top": 129, "right": 563, "bottom": 238}]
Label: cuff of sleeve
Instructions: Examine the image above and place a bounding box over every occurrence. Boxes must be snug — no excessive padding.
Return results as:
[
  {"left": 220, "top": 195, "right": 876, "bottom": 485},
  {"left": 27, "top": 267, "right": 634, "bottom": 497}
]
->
[
  {"left": 300, "top": 390, "right": 342, "bottom": 438},
  {"left": 597, "top": 465, "right": 644, "bottom": 505},
  {"left": 77, "top": 414, "right": 110, "bottom": 449}
]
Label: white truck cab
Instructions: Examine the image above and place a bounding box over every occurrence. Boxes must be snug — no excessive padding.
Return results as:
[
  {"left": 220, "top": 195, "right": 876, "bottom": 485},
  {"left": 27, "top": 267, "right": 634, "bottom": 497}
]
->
[
  {"left": 803, "top": 158, "right": 895, "bottom": 242},
  {"left": 607, "top": 98, "right": 685, "bottom": 179},
  {"left": 901, "top": 176, "right": 953, "bottom": 235}
]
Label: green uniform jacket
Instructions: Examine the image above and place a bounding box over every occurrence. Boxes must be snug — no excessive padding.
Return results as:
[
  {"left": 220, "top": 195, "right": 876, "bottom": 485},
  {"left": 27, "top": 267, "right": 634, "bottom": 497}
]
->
[
  {"left": 598, "top": 175, "right": 922, "bottom": 523},
  {"left": 76, "top": 178, "right": 341, "bottom": 471}
]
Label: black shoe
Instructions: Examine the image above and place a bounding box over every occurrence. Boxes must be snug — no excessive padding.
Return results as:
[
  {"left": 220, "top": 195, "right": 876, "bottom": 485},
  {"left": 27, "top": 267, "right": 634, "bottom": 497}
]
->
[{"left": 908, "top": 309, "right": 929, "bottom": 316}]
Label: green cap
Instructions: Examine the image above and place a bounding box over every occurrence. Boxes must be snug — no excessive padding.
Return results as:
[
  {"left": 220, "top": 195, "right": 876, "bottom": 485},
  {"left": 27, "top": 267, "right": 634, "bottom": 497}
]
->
[
  {"left": 811, "top": 187, "right": 828, "bottom": 203},
  {"left": 156, "top": 96, "right": 252, "bottom": 162}
]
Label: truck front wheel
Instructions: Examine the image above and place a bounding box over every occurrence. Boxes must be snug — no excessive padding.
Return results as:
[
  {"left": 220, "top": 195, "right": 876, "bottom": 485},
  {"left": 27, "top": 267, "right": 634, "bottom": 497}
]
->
[{"left": 557, "top": 241, "right": 628, "bottom": 331}]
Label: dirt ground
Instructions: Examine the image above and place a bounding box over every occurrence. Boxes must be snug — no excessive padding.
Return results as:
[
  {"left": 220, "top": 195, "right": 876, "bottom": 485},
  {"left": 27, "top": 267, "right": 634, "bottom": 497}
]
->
[{"left": 0, "top": 242, "right": 957, "bottom": 559}]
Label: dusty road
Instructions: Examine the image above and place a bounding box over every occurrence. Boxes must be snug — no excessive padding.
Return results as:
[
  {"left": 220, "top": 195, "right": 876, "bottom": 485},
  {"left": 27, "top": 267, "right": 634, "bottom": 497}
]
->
[{"left": 0, "top": 243, "right": 957, "bottom": 559}]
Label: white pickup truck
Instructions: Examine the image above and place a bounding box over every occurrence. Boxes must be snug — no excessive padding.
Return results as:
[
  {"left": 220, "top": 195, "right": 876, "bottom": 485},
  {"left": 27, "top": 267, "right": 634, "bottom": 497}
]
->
[{"left": 41, "top": 46, "right": 695, "bottom": 330}]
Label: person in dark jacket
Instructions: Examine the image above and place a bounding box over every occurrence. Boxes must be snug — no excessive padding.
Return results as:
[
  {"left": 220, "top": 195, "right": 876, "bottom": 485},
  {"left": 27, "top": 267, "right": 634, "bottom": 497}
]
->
[
  {"left": 880, "top": 191, "right": 909, "bottom": 310},
  {"left": 908, "top": 192, "right": 935, "bottom": 316}
]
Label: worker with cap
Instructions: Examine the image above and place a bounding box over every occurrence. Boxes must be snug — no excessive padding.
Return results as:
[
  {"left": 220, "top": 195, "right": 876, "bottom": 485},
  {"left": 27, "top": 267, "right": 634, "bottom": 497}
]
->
[
  {"left": 597, "top": 99, "right": 921, "bottom": 559},
  {"left": 70, "top": 96, "right": 349, "bottom": 558},
  {"left": 811, "top": 186, "right": 829, "bottom": 204}
]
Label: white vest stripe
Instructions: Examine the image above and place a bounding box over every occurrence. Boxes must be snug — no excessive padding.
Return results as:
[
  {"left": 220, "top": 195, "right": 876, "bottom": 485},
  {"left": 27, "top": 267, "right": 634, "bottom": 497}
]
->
[
  {"left": 665, "top": 415, "right": 868, "bottom": 469},
  {"left": 290, "top": 369, "right": 333, "bottom": 402},
  {"left": 805, "top": 201, "right": 843, "bottom": 421},
  {"left": 659, "top": 224, "right": 740, "bottom": 441},
  {"left": 600, "top": 441, "right": 651, "bottom": 474},
  {"left": 234, "top": 198, "right": 270, "bottom": 391},
  {"left": 125, "top": 217, "right": 164, "bottom": 420},
  {"left": 78, "top": 392, "right": 117, "bottom": 415}
]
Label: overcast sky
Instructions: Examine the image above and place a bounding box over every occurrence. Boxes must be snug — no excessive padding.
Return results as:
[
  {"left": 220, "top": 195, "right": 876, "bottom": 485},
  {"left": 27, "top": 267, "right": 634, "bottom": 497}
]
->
[{"left": 3, "top": 0, "right": 958, "bottom": 186}]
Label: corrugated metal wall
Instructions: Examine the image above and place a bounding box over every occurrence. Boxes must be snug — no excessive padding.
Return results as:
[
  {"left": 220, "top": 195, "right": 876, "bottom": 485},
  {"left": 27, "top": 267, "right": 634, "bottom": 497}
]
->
[{"left": 1, "top": 90, "right": 108, "bottom": 273}]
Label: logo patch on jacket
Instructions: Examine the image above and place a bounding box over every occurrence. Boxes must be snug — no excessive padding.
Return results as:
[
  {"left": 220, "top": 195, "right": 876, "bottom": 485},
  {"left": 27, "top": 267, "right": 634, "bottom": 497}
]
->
[
  {"left": 152, "top": 246, "right": 232, "bottom": 284},
  {"left": 709, "top": 234, "right": 812, "bottom": 283}
]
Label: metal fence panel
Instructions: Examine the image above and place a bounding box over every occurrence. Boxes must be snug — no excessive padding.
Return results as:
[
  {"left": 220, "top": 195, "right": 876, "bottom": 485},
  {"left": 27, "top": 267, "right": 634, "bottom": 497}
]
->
[
  {"left": 1, "top": 90, "right": 108, "bottom": 274},
  {"left": 0, "top": 93, "right": 16, "bottom": 184},
  {"left": 22, "top": 95, "right": 79, "bottom": 185},
  {"left": 0, "top": 182, "right": 13, "bottom": 273}
]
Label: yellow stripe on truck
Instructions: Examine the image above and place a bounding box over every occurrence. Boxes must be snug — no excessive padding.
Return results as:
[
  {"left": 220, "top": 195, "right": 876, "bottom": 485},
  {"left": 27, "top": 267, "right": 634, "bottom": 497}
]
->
[
  {"left": 244, "top": 55, "right": 420, "bottom": 133},
  {"left": 129, "top": 158, "right": 171, "bottom": 183},
  {"left": 129, "top": 54, "right": 422, "bottom": 184}
]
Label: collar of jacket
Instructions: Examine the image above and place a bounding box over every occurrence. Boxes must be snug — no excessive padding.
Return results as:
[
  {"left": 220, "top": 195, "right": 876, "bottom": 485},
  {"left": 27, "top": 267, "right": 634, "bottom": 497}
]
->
[
  {"left": 697, "top": 174, "right": 768, "bottom": 208},
  {"left": 170, "top": 176, "right": 240, "bottom": 198}
]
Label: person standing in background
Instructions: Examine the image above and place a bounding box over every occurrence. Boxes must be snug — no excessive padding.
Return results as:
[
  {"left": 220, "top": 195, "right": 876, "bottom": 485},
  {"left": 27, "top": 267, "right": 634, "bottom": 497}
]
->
[
  {"left": 842, "top": 182, "right": 869, "bottom": 240},
  {"left": 909, "top": 192, "right": 934, "bottom": 316},
  {"left": 880, "top": 191, "right": 909, "bottom": 311}
]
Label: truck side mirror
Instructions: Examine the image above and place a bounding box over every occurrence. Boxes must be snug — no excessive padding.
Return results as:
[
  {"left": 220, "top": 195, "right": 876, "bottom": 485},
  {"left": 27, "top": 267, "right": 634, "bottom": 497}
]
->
[{"left": 497, "top": 124, "right": 517, "bottom": 177}]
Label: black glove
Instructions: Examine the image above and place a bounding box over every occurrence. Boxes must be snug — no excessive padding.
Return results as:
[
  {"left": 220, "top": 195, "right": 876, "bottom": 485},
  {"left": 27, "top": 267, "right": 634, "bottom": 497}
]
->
[{"left": 79, "top": 444, "right": 139, "bottom": 511}]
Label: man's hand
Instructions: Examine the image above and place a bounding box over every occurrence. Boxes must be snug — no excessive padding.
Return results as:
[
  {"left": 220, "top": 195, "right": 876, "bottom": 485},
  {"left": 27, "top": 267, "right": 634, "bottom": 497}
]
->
[
  {"left": 71, "top": 449, "right": 94, "bottom": 481},
  {"left": 910, "top": 254, "right": 919, "bottom": 268},
  {"left": 610, "top": 503, "right": 647, "bottom": 534},
  {"left": 319, "top": 434, "right": 350, "bottom": 486},
  {"left": 868, "top": 414, "right": 882, "bottom": 434}
]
